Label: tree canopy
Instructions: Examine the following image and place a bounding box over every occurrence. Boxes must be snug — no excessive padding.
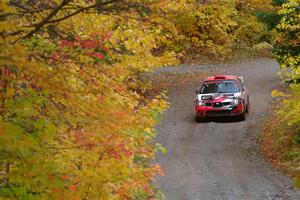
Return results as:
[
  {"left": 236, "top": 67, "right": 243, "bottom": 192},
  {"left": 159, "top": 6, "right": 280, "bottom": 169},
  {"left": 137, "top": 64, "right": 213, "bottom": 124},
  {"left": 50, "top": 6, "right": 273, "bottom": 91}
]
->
[{"left": 0, "top": 0, "right": 278, "bottom": 199}]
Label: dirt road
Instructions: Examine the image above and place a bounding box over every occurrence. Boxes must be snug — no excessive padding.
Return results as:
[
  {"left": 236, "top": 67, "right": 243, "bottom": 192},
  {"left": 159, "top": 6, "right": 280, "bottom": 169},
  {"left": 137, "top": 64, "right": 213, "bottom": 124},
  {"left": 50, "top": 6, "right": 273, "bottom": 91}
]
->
[{"left": 154, "top": 59, "right": 300, "bottom": 200}]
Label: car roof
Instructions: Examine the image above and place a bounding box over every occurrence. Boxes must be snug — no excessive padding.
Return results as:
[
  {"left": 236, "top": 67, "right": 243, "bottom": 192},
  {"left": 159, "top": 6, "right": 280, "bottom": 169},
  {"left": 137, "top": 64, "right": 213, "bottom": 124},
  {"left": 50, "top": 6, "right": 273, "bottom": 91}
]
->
[{"left": 205, "top": 75, "right": 239, "bottom": 81}]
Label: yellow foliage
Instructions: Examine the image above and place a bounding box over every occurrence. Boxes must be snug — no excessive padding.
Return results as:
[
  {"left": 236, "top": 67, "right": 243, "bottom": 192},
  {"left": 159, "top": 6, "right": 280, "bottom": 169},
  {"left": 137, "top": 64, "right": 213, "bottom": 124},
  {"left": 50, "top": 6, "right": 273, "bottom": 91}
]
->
[{"left": 0, "top": 1, "right": 178, "bottom": 199}]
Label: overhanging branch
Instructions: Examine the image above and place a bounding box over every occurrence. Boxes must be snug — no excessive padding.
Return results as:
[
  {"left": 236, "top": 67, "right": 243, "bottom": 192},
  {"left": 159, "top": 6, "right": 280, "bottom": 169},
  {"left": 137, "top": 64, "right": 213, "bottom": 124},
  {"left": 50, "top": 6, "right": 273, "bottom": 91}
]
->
[
  {"left": 22, "top": 0, "right": 123, "bottom": 39},
  {"left": 22, "top": 0, "right": 72, "bottom": 39}
]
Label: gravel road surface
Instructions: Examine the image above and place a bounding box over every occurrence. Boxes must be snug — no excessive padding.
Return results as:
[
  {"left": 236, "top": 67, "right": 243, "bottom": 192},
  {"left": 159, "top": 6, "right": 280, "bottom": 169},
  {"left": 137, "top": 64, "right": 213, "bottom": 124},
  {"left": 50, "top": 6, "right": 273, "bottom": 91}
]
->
[{"left": 155, "top": 59, "right": 300, "bottom": 200}]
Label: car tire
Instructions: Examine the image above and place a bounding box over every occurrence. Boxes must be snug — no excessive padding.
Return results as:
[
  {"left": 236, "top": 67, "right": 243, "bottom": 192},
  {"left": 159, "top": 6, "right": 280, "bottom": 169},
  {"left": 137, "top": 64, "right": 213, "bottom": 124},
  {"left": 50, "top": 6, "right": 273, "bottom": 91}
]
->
[
  {"left": 237, "top": 112, "right": 246, "bottom": 121},
  {"left": 195, "top": 116, "right": 205, "bottom": 123},
  {"left": 245, "top": 96, "right": 250, "bottom": 113}
]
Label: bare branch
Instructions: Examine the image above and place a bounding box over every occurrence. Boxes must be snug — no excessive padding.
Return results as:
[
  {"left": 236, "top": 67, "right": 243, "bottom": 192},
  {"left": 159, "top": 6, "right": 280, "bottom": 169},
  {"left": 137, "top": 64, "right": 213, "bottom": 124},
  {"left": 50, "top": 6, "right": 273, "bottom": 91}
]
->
[
  {"left": 45, "top": 143, "right": 98, "bottom": 150},
  {"left": 10, "top": 0, "right": 54, "bottom": 14},
  {"left": 22, "top": 0, "right": 72, "bottom": 39},
  {"left": 44, "top": 0, "right": 122, "bottom": 24}
]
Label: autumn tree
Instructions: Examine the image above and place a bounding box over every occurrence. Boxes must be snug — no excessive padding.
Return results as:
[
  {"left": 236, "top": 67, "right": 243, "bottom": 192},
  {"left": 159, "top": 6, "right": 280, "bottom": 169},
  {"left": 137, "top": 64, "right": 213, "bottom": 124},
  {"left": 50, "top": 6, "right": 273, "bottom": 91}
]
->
[
  {"left": 168, "top": 0, "right": 268, "bottom": 61},
  {"left": 0, "top": 0, "right": 275, "bottom": 199},
  {"left": 0, "top": 0, "right": 176, "bottom": 199},
  {"left": 270, "top": 0, "right": 300, "bottom": 187}
]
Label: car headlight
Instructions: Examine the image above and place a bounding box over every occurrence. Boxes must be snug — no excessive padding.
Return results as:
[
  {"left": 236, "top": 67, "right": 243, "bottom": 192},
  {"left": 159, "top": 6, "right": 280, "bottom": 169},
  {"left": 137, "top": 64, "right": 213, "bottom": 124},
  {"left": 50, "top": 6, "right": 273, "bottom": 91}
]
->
[
  {"left": 231, "top": 99, "right": 240, "bottom": 105},
  {"left": 195, "top": 100, "right": 206, "bottom": 106},
  {"left": 199, "top": 101, "right": 206, "bottom": 106}
]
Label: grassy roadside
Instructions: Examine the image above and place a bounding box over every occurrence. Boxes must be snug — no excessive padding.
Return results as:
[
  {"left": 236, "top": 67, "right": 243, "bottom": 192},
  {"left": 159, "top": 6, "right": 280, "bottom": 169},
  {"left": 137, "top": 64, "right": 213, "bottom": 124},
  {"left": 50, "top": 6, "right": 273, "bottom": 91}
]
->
[
  {"left": 259, "top": 92, "right": 300, "bottom": 188},
  {"left": 259, "top": 0, "right": 300, "bottom": 190}
]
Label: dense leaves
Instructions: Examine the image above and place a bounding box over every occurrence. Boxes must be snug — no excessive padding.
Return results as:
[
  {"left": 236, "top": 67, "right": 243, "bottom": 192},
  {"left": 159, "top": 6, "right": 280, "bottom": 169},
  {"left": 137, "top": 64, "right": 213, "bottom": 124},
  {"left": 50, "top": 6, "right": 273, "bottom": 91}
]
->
[
  {"left": 170, "top": 0, "right": 268, "bottom": 60},
  {"left": 0, "top": 1, "right": 176, "bottom": 199},
  {"left": 269, "top": 0, "right": 300, "bottom": 187},
  {"left": 274, "top": 0, "right": 300, "bottom": 75},
  {"left": 0, "top": 0, "right": 270, "bottom": 199},
  {"left": 256, "top": 12, "right": 282, "bottom": 31},
  {"left": 273, "top": 0, "right": 300, "bottom": 145}
]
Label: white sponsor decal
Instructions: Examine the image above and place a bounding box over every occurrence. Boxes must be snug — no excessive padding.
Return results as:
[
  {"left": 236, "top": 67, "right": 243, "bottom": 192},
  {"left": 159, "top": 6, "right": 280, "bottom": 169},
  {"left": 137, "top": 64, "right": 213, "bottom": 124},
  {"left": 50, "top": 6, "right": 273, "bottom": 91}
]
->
[{"left": 216, "top": 105, "right": 231, "bottom": 110}]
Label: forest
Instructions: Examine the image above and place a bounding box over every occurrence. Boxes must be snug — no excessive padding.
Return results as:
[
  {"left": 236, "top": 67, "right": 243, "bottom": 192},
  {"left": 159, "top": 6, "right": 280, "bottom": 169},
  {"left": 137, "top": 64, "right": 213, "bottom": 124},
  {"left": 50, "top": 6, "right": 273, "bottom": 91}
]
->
[{"left": 0, "top": 0, "right": 299, "bottom": 199}]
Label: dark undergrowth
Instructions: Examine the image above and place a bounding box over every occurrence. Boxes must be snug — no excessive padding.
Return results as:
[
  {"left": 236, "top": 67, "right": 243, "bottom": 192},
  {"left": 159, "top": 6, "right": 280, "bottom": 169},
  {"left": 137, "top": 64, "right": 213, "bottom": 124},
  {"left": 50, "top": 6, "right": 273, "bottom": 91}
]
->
[{"left": 260, "top": 94, "right": 300, "bottom": 188}]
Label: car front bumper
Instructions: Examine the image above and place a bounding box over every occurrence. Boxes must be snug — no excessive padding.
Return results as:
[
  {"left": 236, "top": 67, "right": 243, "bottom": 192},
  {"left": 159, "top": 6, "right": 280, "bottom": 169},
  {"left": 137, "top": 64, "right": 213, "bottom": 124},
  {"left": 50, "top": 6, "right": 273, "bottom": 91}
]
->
[{"left": 194, "top": 103, "right": 244, "bottom": 118}]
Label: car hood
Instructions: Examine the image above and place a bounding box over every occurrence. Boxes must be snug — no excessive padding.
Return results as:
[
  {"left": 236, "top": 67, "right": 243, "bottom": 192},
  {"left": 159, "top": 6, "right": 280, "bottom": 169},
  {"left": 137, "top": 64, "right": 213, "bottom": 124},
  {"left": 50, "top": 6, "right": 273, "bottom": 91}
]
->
[{"left": 197, "top": 92, "right": 241, "bottom": 103}]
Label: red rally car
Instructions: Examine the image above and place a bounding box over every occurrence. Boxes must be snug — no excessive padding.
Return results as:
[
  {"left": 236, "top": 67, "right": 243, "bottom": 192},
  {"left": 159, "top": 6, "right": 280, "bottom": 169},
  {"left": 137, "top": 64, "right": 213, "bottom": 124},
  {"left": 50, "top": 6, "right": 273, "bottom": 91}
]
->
[{"left": 194, "top": 75, "right": 250, "bottom": 122}]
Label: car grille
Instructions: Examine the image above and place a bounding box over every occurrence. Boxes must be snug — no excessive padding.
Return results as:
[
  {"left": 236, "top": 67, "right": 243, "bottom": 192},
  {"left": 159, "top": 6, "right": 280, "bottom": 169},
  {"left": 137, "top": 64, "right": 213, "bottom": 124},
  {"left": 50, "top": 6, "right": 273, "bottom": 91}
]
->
[
  {"left": 212, "top": 102, "right": 230, "bottom": 107},
  {"left": 207, "top": 110, "right": 232, "bottom": 116},
  {"left": 204, "top": 102, "right": 231, "bottom": 107},
  {"left": 213, "top": 102, "right": 222, "bottom": 107}
]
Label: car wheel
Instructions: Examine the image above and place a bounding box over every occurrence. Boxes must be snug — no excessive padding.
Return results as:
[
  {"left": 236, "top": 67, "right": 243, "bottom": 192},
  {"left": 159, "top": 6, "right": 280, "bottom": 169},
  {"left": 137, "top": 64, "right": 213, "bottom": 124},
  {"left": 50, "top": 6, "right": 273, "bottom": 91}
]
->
[
  {"left": 237, "top": 112, "right": 246, "bottom": 121},
  {"left": 245, "top": 96, "right": 250, "bottom": 113},
  {"left": 195, "top": 116, "right": 205, "bottom": 123}
]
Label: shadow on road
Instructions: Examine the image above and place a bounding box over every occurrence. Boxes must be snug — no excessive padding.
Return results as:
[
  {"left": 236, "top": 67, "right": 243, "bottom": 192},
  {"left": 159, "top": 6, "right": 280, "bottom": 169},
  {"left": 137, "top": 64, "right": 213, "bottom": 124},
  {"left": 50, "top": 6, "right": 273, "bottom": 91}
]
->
[{"left": 198, "top": 116, "right": 246, "bottom": 123}]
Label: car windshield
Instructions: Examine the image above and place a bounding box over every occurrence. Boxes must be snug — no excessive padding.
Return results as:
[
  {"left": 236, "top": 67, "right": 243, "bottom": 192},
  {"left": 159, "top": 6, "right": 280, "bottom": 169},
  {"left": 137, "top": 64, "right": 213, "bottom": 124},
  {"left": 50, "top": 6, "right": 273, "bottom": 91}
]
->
[{"left": 201, "top": 80, "right": 240, "bottom": 94}]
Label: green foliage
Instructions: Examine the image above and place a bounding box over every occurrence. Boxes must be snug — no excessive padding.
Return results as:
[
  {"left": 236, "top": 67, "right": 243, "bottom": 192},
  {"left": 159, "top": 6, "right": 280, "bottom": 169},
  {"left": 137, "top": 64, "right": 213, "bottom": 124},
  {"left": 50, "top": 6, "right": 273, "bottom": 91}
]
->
[
  {"left": 272, "top": 0, "right": 286, "bottom": 6},
  {"left": 0, "top": 1, "right": 175, "bottom": 199},
  {"left": 0, "top": 0, "right": 278, "bottom": 199},
  {"left": 274, "top": 0, "right": 300, "bottom": 76},
  {"left": 256, "top": 12, "right": 282, "bottom": 30},
  {"left": 171, "top": 0, "right": 268, "bottom": 61},
  {"left": 277, "top": 85, "right": 300, "bottom": 140},
  {"left": 270, "top": 0, "right": 300, "bottom": 187},
  {"left": 234, "top": 12, "right": 268, "bottom": 46}
]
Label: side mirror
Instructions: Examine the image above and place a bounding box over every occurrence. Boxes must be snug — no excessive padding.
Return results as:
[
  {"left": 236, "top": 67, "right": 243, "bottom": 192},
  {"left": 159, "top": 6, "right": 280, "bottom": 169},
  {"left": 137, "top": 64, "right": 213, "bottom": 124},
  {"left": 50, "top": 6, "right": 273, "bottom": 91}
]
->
[{"left": 239, "top": 76, "right": 244, "bottom": 83}]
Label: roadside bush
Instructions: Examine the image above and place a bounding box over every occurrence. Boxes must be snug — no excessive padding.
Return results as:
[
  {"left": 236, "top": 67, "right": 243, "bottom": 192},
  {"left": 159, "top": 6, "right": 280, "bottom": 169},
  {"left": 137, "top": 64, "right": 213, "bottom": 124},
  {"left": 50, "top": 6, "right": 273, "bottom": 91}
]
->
[
  {"left": 256, "top": 12, "right": 282, "bottom": 31},
  {"left": 264, "top": 0, "right": 300, "bottom": 187},
  {"left": 175, "top": 3, "right": 237, "bottom": 58},
  {"left": 172, "top": 0, "right": 268, "bottom": 61},
  {"left": 261, "top": 86, "right": 300, "bottom": 188},
  {"left": 272, "top": 0, "right": 286, "bottom": 6},
  {"left": 0, "top": 1, "right": 175, "bottom": 199},
  {"left": 234, "top": 12, "right": 268, "bottom": 47}
]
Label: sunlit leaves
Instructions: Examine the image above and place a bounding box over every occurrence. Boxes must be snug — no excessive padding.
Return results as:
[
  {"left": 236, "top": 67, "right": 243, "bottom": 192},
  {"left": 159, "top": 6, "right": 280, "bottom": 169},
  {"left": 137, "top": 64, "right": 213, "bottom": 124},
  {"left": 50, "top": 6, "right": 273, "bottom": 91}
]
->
[
  {"left": 0, "top": 0, "right": 273, "bottom": 199},
  {"left": 0, "top": 1, "right": 176, "bottom": 199},
  {"left": 170, "top": 0, "right": 268, "bottom": 60},
  {"left": 274, "top": 0, "right": 300, "bottom": 75},
  {"left": 270, "top": 0, "right": 300, "bottom": 187}
]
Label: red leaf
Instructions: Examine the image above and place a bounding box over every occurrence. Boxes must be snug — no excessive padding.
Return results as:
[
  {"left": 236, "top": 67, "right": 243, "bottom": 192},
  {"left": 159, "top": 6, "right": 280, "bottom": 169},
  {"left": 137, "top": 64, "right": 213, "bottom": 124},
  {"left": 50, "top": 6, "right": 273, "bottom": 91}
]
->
[
  {"left": 60, "top": 40, "right": 74, "bottom": 48},
  {"left": 88, "top": 52, "right": 105, "bottom": 60},
  {"left": 51, "top": 187, "right": 60, "bottom": 193},
  {"left": 73, "top": 35, "right": 81, "bottom": 41},
  {"left": 74, "top": 130, "right": 97, "bottom": 150},
  {"left": 48, "top": 174, "right": 55, "bottom": 181},
  {"left": 107, "top": 147, "right": 122, "bottom": 159},
  {"left": 49, "top": 52, "right": 60, "bottom": 64},
  {"left": 68, "top": 184, "right": 77, "bottom": 192},
  {"left": 80, "top": 39, "right": 100, "bottom": 49},
  {"left": 62, "top": 175, "right": 68, "bottom": 180},
  {"left": 101, "top": 46, "right": 109, "bottom": 52},
  {"left": 102, "top": 32, "right": 113, "bottom": 40},
  {"left": 2, "top": 67, "right": 10, "bottom": 78},
  {"left": 152, "top": 164, "right": 165, "bottom": 176}
]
